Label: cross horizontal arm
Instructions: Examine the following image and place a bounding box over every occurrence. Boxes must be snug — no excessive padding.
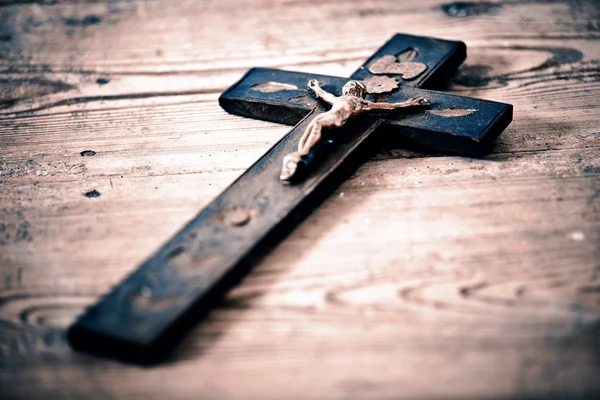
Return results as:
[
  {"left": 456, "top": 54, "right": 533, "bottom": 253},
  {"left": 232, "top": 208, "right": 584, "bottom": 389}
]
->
[{"left": 220, "top": 68, "right": 512, "bottom": 155}]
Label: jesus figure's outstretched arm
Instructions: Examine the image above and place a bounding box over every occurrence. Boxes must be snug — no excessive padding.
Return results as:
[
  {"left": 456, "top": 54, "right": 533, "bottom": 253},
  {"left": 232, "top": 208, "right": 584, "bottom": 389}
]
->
[
  {"left": 307, "top": 79, "right": 338, "bottom": 105},
  {"left": 364, "top": 97, "right": 430, "bottom": 111}
]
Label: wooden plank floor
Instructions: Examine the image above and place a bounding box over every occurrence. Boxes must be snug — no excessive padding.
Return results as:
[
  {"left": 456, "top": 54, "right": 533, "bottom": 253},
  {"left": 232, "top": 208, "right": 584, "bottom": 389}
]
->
[{"left": 1, "top": 0, "right": 599, "bottom": 398}]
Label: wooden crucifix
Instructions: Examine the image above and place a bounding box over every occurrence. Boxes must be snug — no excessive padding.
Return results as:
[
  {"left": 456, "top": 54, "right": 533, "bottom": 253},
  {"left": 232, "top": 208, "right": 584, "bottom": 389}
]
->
[{"left": 68, "top": 34, "right": 513, "bottom": 364}]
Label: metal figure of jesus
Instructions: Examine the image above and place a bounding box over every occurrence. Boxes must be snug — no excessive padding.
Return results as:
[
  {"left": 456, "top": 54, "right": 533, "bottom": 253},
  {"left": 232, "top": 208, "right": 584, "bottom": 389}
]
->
[{"left": 280, "top": 79, "right": 431, "bottom": 182}]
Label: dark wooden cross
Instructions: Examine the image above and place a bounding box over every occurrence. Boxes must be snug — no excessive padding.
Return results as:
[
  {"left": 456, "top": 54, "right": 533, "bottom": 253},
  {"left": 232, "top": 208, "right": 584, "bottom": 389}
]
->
[{"left": 68, "top": 34, "right": 512, "bottom": 364}]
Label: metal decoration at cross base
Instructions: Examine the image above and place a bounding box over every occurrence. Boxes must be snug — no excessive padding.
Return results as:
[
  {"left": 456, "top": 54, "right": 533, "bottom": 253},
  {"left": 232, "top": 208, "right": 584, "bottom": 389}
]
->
[{"left": 67, "top": 33, "right": 513, "bottom": 364}]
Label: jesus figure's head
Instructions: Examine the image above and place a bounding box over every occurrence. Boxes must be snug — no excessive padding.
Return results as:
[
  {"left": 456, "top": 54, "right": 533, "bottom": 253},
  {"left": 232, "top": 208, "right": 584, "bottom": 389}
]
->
[{"left": 342, "top": 80, "right": 367, "bottom": 98}]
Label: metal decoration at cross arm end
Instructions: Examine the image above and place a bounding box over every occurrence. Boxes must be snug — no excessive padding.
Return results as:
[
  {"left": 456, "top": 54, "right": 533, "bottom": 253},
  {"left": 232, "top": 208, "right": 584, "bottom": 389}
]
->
[{"left": 368, "top": 55, "right": 427, "bottom": 80}]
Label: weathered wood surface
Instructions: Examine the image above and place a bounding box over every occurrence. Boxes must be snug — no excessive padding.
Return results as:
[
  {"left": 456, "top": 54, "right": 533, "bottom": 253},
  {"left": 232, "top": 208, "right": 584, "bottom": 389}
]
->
[{"left": 1, "top": 0, "right": 599, "bottom": 399}]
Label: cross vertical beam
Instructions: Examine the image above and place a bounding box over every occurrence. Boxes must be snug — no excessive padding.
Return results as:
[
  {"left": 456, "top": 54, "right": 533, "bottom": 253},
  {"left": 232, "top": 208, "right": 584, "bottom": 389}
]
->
[{"left": 68, "top": 34, "right": 512, "bottom": 364}]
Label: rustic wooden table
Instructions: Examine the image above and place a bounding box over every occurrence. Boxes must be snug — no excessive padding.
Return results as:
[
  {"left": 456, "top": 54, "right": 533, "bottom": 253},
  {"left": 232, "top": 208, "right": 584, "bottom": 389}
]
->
[{"left": 1, "top": 0, "right": 599, "bottom": 399}]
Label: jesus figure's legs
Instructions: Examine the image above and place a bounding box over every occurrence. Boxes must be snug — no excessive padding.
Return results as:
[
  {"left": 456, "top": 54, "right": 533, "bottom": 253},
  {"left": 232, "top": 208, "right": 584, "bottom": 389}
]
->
[{"left": 281, "top": 115, "right": 337, "bottom": 182}]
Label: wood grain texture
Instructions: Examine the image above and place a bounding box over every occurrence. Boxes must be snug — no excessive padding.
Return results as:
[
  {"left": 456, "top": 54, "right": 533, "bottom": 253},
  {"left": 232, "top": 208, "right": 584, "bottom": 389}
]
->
[{"left": 1, "top": 0, "right": 599, "bottom": 399}]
